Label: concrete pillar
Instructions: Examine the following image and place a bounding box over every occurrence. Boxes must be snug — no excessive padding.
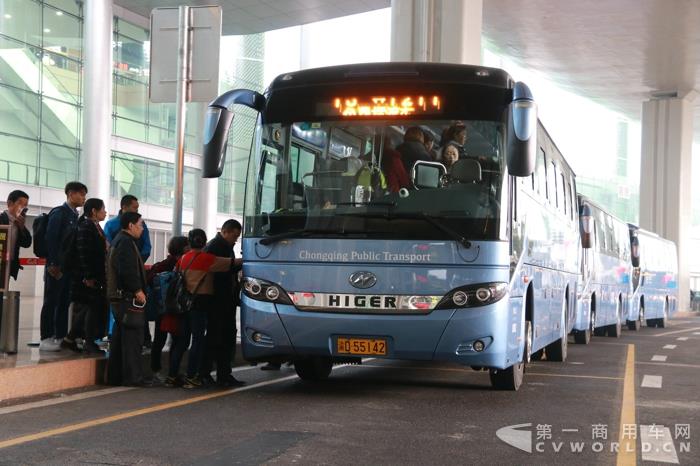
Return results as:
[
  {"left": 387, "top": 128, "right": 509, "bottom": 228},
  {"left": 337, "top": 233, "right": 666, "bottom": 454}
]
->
[
  {"left": 192, "top": 102, "right": 219, "bottom": 238},
  {"left": 81, "top": 0, "right": 113, "bottom": 202},
  {"left": 639, "top": 92, "right": 696, "bottom": 311},
  {"left": 390, "top": 0, "right": 482, "bottom": 64}
]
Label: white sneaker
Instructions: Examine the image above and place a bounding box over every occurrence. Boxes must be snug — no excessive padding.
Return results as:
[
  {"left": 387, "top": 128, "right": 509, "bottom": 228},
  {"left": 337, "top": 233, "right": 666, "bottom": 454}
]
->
[{"left": 39, "top": 338, "right": 61, "bottom": 352}]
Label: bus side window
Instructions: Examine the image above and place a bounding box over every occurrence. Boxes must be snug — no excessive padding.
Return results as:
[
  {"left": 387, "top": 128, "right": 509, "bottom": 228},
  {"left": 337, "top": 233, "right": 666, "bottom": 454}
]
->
[
  {"left": 547, "top": 159, "right": 557, "bottom": 206},
  {"left": 560, "top": 173, "right": 567, "bottom": 216},
  {"left": 536, "top": 147, "right": 546, "bottom": 198}
]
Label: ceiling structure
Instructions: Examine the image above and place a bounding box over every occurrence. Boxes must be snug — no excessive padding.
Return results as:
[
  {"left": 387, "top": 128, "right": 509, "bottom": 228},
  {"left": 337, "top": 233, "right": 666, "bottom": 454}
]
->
[{"left": 114, "top": 0, "right": 700, "bottom": 143}]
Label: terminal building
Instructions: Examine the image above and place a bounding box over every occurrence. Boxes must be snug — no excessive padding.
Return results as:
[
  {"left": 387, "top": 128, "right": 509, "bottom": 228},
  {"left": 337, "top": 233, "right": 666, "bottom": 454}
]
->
[{"left": 0, "top": 0, "right": 698, "bottom": 309}]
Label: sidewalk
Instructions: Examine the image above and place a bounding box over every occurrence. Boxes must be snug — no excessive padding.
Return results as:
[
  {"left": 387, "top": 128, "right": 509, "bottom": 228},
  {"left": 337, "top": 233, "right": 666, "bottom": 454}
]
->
[{"left": 1, "top": 295, "right": 245, "bottom": 403}]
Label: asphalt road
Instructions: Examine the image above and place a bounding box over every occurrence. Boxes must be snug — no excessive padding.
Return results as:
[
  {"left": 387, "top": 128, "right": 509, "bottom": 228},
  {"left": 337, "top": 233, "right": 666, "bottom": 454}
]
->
[{"left": 1, "top": 314, "right": 699, "bottom": 465}]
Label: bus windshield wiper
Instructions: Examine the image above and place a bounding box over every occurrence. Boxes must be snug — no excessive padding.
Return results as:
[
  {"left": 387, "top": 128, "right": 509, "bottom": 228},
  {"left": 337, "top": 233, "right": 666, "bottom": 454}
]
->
[
  {"left": 259, "top": 228, "right": 364, "bottom": 245},
  {"left": 337, "top": 211, "right": 472, "bottom": 248}
]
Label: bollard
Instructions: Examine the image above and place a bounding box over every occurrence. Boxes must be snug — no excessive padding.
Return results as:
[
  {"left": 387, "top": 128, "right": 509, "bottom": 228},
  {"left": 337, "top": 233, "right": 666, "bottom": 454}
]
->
[{"left": 0, "top": 290, "right": 20, "bottom": 354}]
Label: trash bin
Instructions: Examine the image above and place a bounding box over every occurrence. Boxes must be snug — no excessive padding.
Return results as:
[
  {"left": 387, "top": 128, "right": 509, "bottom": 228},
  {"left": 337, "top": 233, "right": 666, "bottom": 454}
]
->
[{"left": 0, "top": 290, "right": 20, "bottom": 354}]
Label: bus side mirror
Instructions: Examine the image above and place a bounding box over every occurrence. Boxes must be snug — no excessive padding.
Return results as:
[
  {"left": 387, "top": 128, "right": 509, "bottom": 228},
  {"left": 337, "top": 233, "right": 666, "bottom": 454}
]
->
[
  {"left": 202, "top": 107, "right": 234, "bottom": 178},
  {"left": 202, "top": 89, "right": 265, "bottom": 178},
  {"left": 631, "top": 237, "right": 640, "bottom": 267},
  {"left": 506, "top": 82, "right": 537, "bottom": 177},
  {"left": 412, "top": 161, "right": 446, "bottom": 189}
]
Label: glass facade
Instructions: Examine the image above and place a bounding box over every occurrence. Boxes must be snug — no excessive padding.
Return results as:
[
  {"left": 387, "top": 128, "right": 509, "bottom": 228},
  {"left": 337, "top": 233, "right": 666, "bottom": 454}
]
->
[
  {"left": 111, "top": 151, "right": 199, "bottom": 209},
  {"left": 0, "top": 0, "right": 82, "bottom": 188},
  {"left": 112, "top": 17, "right": 197, "bottom": 151}
]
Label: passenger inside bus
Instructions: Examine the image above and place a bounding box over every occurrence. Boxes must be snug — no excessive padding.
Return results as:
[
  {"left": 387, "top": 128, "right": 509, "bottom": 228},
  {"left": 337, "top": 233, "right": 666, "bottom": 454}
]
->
[
  {"left": 396, "top": 126, "right": 432, "bottom": 173},
  {"left": 441, "top": 142, "right": 460, "bottom": 171}
]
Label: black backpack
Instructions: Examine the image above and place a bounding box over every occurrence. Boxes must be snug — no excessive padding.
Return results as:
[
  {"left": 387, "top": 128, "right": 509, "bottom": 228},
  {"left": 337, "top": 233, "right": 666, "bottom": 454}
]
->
[
  {"left": 32, "top": 206, "right": 60, "bottom": 259},
  {"left": 164, "top": 253, "right": 204, "bottom": 314}
]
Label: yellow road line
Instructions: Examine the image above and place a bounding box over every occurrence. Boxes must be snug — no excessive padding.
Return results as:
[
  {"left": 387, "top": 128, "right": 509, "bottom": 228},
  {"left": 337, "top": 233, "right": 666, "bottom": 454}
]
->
[
  {"left": 616, "top": 344, "right": 636, "bottom": 466},
  {"left": 0, "top": 375, "right": 298, "bottom": 451}
]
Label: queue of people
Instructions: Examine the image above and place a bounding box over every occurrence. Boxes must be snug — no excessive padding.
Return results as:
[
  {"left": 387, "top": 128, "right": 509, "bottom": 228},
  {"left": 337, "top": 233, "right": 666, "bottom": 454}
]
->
[{"left": 2, "top": 182, "right": 247, "bottom": 389}]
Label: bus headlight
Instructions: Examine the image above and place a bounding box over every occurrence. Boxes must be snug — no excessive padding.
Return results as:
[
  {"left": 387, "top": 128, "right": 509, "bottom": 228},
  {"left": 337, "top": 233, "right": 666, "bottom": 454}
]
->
[
  {"left": 435, "top": 282, "right": 508, "bottom": 310},
  {"left": 242, "top": 277, "right": 293, "bottom": 305}
]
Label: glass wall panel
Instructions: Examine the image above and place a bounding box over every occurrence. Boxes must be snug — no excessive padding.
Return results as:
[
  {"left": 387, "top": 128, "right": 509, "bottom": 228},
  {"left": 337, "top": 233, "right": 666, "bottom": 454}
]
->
[
  {"left": 41, "top": 96, "right": 79, "bottom": 146},
  {"left": 0, "top": 135, "right": 38, "bottom": 185},
  {"left": 115, "top": 116, "right": 146, "bottom": 142},
  {"left": 43, "top": 4, "right": 82, "bottom": 60},
  {"left": 46, "top": 0, "right": 80, "bottom": 17},
  {"left": 113, "top": 29, "right": 148, "bottom": 81},
  {"left": 0, "top": 36, "right": 41, "bottom": 92},
  {"left": 0, "top": 85, "right": 41, "bottom": 139},
  {"left": 40, "top": 142, "right": 78, "bottom": 188},
  {"left": 114, "top": 74, "right": 147, "bottom": 122},
  {"left": 0, "top": 0, "right": 42, "bottom": 47},
  {"left": 42, "top": 51, "right": 81, "bottom": 104}
]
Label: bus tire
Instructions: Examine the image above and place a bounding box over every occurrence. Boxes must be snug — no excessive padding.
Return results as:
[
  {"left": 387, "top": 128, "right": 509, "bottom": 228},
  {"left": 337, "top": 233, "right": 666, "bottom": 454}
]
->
[
  {"left": 294, "top": 357, "right": 333, "bottom": 381},
  {"left": 574, "top": 309, "right": 594, "bottom": 344},
  {"left": 607, "top": 306, "right": 622, "bottom": 337},
  {"left": 658, "top": 303, "right": 668, "bottom": 329},
  {"left": 490, "top": 321, "right": 530, "bottom": 391},
  {"left": 627, "top": 318, "right": 641, "bottom": 331}
]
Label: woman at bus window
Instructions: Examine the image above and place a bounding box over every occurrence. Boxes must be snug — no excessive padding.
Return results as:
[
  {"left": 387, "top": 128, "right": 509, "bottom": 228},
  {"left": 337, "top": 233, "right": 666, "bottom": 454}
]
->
[
  {"left": 441, "top": 142, "right": 460, "bottom": 171},
  {"left": 441, "top": 123, "right": 467, "bottom": 159}
]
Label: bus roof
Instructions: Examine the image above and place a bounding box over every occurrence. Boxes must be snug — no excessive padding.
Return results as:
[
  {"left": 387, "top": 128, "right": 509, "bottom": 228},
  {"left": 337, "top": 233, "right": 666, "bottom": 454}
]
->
[{"left": 267, "top": 62, "right": 515, "bottom": 92}]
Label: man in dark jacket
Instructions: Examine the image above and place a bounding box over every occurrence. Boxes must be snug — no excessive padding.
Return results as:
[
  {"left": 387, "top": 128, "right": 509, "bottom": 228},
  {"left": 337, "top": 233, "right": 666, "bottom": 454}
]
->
[
  {"left": 1, "top": 190, "right": 32, "bottom": 337},
  {"left": 0, "top": 190, "right": 32, "bottom": 282},
  {"left": 202, "top": 219, "right": 244, "bottom": 386},
  {"left": 106, "top": 211, "right": 148, "bottom": 386},
  {"left": 39, "top": 181, "right": 87, "bottom": 351},
  {"left": 396, "top": 126, "right": 431, "bottom": 175}
]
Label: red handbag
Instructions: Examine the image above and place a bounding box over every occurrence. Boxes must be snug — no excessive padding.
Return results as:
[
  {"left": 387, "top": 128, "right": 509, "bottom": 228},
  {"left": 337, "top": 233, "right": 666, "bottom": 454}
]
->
[{"left": 160, "top": 313, "right": 181, "bottom": 335}]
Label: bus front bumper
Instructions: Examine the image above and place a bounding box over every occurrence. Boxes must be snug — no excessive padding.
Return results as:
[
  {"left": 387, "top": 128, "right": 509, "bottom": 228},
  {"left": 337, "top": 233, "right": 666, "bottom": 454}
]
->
[{"left": 240, "top": 295, "right": 524, "bottom": 370}]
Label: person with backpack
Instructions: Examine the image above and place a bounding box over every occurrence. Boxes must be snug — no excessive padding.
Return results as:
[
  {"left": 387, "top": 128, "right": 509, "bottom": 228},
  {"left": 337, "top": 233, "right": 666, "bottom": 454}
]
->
[
  {"left": 61, "top": 198, "right": 108, "bottom": 354},
  {"left": 165, "top": 229, "right": 239, "bottom": 389},
  {"left": 146, "top": 235, "right": 189, "bottom": 383},
  {"left": 106, "top": 212, "right": 149, "bottom": 386},
  {"left": 37, "top": 181, "right": 87, "bottom": 352}
]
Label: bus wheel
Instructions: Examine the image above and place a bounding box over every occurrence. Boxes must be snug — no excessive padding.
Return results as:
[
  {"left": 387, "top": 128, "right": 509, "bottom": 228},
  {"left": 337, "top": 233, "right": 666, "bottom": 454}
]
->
[
  {"left": 658, "top": 304, "right": 668, "bottom": 329},
  {"left": 574, "top": 309, "right": 594, "bottom": 344},
  {"left": 489, "top": 321, "right": 530, "bottom": 391},
  {"left": 294, "top": 357, "right": 333, "bottom": 381},
  {"left": 607, "top": 308, "right": 622, "bottom": 338},
  {"left": 627, "top": 318, "right": 641, "bottom": 331},
  {"left": 544, "top": 310, "right": 569, "bottom": 362}
]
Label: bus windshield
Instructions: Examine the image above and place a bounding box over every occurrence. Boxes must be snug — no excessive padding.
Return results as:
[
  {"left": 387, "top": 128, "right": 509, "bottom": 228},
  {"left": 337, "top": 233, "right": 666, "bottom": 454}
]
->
[{"left": 244, "top": 119, "right": 507, "bottom": 242}]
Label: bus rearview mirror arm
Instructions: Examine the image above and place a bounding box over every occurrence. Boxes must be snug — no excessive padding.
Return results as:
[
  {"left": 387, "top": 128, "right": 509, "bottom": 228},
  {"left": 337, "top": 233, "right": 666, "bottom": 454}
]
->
[
  {"left": 506, "top": 82, "right": 537, "bottom": 177},
  {"left": 202, "top": 89, "right": 266, "bottom": 178}
]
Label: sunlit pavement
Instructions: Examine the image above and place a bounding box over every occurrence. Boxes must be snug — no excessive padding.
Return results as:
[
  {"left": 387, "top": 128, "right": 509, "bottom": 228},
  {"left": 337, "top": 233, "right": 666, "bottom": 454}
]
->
[{"left": 0, "top": 314, "right": 699, "bottom": 465}]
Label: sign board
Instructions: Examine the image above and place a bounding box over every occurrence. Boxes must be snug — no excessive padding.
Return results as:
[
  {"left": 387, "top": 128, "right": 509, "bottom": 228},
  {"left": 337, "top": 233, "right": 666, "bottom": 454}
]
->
[
  {"left": 149, "top": 6, "right": 222, "bottom": 103},
  {"left": 0, "top": 225, "right": 9, "bottom": 292}
]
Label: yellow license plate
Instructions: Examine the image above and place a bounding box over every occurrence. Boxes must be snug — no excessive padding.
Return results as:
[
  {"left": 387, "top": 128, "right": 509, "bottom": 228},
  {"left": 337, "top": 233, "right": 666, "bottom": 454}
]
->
[{"left": 337, "top": 337, "right": 387, "bottom": 356}]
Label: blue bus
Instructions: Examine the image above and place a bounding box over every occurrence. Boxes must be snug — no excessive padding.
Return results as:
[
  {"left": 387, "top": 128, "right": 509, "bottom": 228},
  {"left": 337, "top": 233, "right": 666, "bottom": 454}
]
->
[
  {"left": 627, "top": 226, "right": 678, "bottom": 328},
  {"left": 202, "top": 63, "right": 579, "bottom": 390},
  {"left": 573, "top": 195, "right": 632, "bottom": 343}
]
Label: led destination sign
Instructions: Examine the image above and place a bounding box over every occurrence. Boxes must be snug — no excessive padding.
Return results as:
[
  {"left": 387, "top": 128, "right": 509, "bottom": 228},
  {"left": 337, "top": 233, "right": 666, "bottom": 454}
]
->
[{"left": 332, "top": 95, "right": 442, "bottom": 117}]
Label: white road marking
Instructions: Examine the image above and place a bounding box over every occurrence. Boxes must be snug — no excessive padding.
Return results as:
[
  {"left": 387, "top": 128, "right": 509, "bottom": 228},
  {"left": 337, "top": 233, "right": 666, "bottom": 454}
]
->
[
  {"left": 569, "top": 362, "right": 585, "bottom": 365},
  {"left": 663, "top": 344, "right": 677, "bottom": 349},
  {"left": 676, "top": 337, "right": 689, "bottom": 341},
  {"left": 641, "top": 375, "right": 663, "bottom": 388},
  {"left": 654, "top": 326, "right": 700, "bottom": 337},
  {"left": 651, "top": 355, "right": 667, "bottom": 362},
  {"left": 639, "top": 425, "right": 679, "bottom": 464},
  {"left": 693, "top": 332, "right": 700, "bottom": 335},
  {"left": 0, "top": 387, "right": 134, "bottom": 416}
]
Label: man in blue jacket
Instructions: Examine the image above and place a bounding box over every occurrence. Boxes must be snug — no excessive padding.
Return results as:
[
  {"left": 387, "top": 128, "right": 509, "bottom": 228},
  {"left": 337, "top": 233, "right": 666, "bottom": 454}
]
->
[
  {"left": 40, "top": 181, "right": 87, "bottom": 351},
  {"left": 104, "top": 194, "right": 151, "bottom": 262}
]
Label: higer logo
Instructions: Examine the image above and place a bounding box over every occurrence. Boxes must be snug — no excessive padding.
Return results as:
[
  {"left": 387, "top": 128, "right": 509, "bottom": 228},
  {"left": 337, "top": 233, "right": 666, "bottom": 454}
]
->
[{"left": 496, "top": 423, "right": 533, "bottom": 453}]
